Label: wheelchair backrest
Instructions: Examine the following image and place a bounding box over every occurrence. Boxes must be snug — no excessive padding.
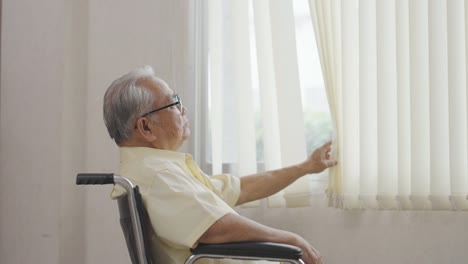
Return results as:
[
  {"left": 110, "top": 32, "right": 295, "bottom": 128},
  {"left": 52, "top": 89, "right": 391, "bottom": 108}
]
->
[{"left": 117, "top": 186, "right": 153, "bottom": 264}]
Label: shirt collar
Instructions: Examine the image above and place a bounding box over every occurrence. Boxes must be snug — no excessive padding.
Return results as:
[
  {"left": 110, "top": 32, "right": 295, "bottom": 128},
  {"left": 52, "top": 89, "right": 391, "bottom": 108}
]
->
[{"left": 119, "top": 146, "right": 191, "bottom": 164}]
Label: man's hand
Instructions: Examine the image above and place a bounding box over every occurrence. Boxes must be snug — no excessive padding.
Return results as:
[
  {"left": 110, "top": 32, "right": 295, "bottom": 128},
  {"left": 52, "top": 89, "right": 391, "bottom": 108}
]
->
[
  {"left": 300, "top": 140, "right": 337, "bottom": 174},
  {"left": 291, "top": 234, "right": 323, "bottom": 264}
]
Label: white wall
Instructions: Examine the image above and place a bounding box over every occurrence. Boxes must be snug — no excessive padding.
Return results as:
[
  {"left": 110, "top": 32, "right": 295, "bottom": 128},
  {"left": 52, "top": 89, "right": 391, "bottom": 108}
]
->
[{"left": 2, "top": 0, "right": 468, "bottom": 264}]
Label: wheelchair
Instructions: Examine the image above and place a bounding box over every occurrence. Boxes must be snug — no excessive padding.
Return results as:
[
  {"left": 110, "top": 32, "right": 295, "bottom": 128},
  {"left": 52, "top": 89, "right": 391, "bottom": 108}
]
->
[{"left": 76, "top": 173, "right": 305, "bottom": 264}]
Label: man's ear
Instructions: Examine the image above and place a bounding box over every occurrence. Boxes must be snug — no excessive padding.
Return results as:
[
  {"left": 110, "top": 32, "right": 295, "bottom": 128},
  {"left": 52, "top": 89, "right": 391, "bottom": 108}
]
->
[{"left": 135, "top": 117, "right": 157, "bottom": 142}]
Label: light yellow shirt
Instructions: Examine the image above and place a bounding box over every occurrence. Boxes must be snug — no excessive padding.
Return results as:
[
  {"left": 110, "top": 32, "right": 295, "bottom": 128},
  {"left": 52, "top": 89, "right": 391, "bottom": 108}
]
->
[{"left": 111, "top": 147, "right": 241, "bottom": 264}]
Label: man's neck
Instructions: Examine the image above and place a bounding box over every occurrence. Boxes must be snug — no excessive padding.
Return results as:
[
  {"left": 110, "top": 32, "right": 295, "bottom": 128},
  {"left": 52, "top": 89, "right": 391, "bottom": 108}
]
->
[{"left": 119, "top": 140, "right": 179, "bottom": 152}]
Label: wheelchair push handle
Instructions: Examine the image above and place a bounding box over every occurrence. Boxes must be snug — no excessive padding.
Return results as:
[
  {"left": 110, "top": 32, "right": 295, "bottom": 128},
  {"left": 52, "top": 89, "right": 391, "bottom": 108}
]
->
[{"left": 76, "top": 173, "right": 115, "bottom": 185}]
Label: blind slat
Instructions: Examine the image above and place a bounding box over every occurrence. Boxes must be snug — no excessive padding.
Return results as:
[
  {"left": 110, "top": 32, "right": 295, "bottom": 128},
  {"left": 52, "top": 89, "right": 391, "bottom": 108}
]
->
[
  {"left": 448, "top": 0, "right": 468, "bottom": 195},
  {"left": 359, "top": 0, "right": 378, "bottom": 205},
  {"left": 208, "top": 0, "right": 224, "bottom": 175},
  {"left": 231, "top": 0, "right": 257, "bottom": 175},
  {"left": 269, "top": 0, "right": 307, "bottom": 167},
  {"left": 341, "top": 0, "right": 360, "bottom": 205},
  {"left": 377, "top": 0, "right": 398, "bottom": 200},
  {"left": 428, "top": 0, "right": 450, "bottom": 196},
  {"left": 253, "top": 0, "right": 282, "bottom": 171},
  {"left": 409, "top": 0, "right": 431, "bottom": 200}
]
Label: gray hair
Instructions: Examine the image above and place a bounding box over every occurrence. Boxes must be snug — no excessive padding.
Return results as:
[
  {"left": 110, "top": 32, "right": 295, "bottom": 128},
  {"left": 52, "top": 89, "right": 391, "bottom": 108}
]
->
[{"left": 103, "top": 65, "right": 157, "bottom": 145}]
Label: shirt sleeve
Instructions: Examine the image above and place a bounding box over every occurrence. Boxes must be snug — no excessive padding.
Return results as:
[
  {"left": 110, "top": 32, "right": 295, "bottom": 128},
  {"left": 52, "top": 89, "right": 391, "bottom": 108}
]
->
[
  {"left": 210, "top": 174, "right": 241, "bottom": 207},
  {"left": 141, "top": 165, "right": 238, "bottom": 249}
]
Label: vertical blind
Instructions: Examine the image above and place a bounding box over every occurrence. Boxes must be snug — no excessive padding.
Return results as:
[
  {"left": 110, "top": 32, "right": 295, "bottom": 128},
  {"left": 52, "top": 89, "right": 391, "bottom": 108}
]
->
[
  {"left": 206, "top": 0, "right": 318, "bottom": 207},
  {"left": 310, "top": 0, "right": 468, "bottom": 210}
]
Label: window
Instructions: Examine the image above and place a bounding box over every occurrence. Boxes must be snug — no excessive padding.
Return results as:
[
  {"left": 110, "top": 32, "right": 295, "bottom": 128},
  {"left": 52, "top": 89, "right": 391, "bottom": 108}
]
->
[{"left": 198, "top": 0, "right": 332, "bottom": 200}]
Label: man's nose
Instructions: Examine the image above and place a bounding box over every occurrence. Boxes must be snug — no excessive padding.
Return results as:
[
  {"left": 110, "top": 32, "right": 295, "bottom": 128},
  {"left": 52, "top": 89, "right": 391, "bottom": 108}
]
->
[{"left": 181, "top": 105, "right": 187, "bottom": 115}]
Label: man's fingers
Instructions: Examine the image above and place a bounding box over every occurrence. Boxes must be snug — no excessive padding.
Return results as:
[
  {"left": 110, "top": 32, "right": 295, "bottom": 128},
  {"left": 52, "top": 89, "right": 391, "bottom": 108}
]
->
[
  {"left": 322, "top": 140, "right": 332, "bottom": 148},
  {"left": 325, "top": 160, "right": 338, "bottom": 167}
]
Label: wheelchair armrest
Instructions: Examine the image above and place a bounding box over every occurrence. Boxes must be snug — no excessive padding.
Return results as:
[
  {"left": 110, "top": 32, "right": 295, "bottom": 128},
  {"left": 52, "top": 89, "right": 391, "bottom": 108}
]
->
[{"left": 191, "top": 242, "right": 302, "bottom": 260}]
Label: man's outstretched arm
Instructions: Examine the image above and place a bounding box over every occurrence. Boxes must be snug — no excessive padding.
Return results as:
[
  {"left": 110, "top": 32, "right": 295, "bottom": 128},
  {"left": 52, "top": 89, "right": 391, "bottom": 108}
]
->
[{"left": 236, "top": 141, "right": 337, "bottom": 205}]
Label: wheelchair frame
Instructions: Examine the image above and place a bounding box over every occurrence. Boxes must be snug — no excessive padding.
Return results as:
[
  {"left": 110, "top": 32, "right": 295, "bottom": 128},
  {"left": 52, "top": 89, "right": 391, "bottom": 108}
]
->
[{"left": 76, "top": 173, "right": 305, "bottom": 264}]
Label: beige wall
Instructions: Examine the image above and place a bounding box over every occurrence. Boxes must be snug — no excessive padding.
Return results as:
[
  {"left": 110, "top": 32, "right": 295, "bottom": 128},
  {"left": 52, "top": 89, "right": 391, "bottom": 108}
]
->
[
  {"left": 1, "top": 0, "right": 82, "bottom": 263},
  {"left": 240, "top": 198, "right": 468, "bottom": 264},
  {"left": 0, "top": 0, "right": 194, "bottom": 263},
  {"left": 2, "top": 0, "right": 468, "bottom": 264}
]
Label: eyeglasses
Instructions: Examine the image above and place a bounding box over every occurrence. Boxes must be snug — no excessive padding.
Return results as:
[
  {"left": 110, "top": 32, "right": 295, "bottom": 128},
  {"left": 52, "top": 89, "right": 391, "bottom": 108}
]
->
[{"left": 141, "top": 94, "right": 182, "bottom": 117}]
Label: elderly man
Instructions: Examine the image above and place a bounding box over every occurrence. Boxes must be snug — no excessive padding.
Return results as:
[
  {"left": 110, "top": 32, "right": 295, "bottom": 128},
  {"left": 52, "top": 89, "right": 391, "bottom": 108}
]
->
[{"left": 104, "top": 66, "right": 337, "bottom": 264}]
